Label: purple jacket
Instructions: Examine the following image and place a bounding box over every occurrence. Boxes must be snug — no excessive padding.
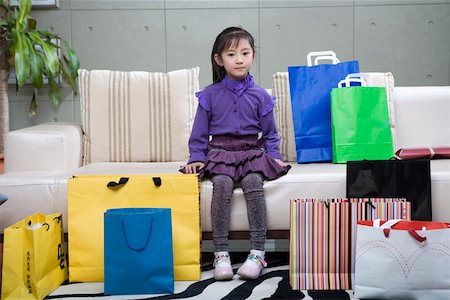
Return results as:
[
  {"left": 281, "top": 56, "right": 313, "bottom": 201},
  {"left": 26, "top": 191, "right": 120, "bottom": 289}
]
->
[{"left": 187, "top": 74, "right": 283, "bottom": 163}]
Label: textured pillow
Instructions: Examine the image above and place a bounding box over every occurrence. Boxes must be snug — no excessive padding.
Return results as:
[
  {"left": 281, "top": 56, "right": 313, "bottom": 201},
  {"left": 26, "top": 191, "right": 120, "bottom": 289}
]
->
[
  {"left": 272, "top": 72, "right": 296, "bottom": 162},
  {"left": 79, "top": 67, "right": 199, "bottom": 164}
]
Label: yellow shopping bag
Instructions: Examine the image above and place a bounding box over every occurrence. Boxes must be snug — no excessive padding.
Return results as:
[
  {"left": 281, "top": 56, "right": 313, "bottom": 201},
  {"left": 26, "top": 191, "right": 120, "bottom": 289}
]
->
[
  {"left": 1, "top": 213, "right": 68, "bottom": 300},
  {"left": 68, "top": 174, "right": 201, "bottom": 282}
]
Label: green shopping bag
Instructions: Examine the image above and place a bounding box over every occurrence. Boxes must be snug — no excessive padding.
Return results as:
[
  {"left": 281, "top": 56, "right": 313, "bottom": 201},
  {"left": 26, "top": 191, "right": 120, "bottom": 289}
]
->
[{"left": 331, "top": 77, "right": 393, "bottom": 163}]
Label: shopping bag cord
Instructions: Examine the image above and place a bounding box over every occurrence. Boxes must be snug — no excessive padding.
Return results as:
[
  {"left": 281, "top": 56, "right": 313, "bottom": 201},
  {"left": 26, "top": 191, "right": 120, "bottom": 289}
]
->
[
  {"left": 408, "top": 229, "right": 427, "bottom": 242},
  {"left": 366, "top": 200, "right": 376, "bottom": 210},
  {"left": 107, "top": 177, "right": 129, "bottom": 188}
]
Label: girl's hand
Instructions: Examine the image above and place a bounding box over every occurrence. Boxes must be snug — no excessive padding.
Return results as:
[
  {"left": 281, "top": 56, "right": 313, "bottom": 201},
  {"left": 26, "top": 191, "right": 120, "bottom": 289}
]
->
[
  {"left": 274, "top": 159, "right": 288, "bottom": 168},
  {"left": 181, "top": 162, "right": 205, "bottom": 174}
]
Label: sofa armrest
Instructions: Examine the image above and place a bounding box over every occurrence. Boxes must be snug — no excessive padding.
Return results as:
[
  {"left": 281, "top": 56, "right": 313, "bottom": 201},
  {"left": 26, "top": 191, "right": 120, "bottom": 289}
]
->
[{"left": 4, "top": 122, "right": 83, "bottom": 173}]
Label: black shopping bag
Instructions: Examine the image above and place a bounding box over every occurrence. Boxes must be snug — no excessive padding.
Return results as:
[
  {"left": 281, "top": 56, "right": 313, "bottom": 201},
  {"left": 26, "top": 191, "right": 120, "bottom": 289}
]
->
[{"left": 346, "top": 159, "right": 432, "bottom": 220}]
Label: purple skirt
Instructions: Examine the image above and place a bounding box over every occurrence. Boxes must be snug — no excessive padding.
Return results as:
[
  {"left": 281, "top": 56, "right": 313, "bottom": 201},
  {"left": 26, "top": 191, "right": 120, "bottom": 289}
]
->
[{"left": 200, "top": 135, "right": 290, "bottom": 182}]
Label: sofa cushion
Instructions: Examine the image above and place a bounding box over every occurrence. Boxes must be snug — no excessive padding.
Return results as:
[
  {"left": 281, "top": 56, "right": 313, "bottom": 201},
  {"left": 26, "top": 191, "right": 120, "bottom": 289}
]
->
[
  {"left": 78, "top": 67, "right": 199, "bottom": 164},
  {"left": 393, "top": 86, "right": 450, "bottom": 150}
]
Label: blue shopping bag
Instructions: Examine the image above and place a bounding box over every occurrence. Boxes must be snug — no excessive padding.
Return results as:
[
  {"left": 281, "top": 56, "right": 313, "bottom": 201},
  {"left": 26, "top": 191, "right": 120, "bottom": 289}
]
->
[
  {"left": 288, "top": 51, "right": 360, "bottom": 163},
  {"left": 104, "top": 208, "right": 174, "bottom": 295}
]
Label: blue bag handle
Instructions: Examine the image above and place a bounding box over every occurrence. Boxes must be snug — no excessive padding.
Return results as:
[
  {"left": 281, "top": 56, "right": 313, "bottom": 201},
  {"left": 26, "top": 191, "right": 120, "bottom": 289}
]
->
[{"left": 121, "top": 213, "right": 153, "bottom": 251}]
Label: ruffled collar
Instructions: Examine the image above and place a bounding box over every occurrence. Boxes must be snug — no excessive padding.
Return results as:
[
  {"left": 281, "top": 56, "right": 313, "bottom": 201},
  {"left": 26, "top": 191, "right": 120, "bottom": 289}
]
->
[{"left": 220, "top": 73, "right": 254, "bottom": 96}]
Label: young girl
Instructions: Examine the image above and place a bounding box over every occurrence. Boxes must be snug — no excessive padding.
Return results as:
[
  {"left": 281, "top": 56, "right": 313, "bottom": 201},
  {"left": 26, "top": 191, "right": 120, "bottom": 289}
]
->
[{"left": 181, "top": 27, "right": 290, "bottom": 280}]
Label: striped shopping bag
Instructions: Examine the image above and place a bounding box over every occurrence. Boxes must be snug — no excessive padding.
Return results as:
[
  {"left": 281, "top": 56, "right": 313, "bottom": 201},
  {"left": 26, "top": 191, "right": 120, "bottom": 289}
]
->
[{"left": 289, "top": 198, "right": 410, "bottom": 290}]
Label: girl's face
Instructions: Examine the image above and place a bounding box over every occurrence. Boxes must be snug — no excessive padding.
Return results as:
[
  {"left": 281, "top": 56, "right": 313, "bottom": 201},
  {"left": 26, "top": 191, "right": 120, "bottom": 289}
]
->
[{"left": 214, "top": 38, "right": 254, "bottom": 81}]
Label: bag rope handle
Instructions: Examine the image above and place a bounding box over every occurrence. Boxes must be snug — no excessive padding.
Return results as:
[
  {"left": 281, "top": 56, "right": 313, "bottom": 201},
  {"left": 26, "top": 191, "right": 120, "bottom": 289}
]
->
[
  {"left": 107, "top": 177, "right": 129, "bottom": 188},
  {"left": 374, "top": 219, "right": 427, "bottom": 242},
  {"left": 106, "top": 177, "right": 162, "bottom": 188},
  {"left": 122, "top": 215, "right": 153, "bottom": 251}
]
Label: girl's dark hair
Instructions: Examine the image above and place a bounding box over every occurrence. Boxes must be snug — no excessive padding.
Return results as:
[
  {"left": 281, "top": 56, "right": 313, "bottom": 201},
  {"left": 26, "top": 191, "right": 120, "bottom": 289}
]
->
[{"left": 211, "top": 27, "right": 256, "bottom": 83}]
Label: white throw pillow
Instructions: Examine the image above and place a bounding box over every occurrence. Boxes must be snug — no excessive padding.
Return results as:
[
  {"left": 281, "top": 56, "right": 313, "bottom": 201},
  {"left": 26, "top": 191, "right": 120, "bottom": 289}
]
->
[{"left": 79, "top": 67, "right": 200, "bottom": 164}]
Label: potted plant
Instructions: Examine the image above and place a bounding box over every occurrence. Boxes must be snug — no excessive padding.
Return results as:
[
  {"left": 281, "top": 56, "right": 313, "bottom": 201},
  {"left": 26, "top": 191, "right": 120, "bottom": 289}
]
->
[{"left": 0, "top": 0, "right": 79, "bottom": 152}]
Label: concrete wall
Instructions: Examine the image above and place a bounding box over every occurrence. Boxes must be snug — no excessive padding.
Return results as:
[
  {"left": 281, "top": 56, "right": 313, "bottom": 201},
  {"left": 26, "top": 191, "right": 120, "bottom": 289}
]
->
[{"left": 8, "top": 0, "right": 450, "bottom": 130}]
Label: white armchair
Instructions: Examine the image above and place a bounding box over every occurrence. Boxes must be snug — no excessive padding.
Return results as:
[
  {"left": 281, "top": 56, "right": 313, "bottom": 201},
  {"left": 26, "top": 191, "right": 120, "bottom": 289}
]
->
[{"left": 4, "top": 123, "right": 83, "bottom": 173}]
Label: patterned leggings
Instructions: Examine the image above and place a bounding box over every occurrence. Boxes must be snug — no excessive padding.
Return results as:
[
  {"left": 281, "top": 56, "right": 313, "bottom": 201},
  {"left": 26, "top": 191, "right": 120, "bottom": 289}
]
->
[{"left": 211, "top": 173, "right": 267, "bottom": 252}]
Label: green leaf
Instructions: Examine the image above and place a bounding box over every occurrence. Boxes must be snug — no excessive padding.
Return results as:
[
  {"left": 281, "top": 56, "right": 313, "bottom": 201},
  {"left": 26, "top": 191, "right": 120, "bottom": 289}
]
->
[
  {"left": 61, "top": 39, "right": 79, "bottom": 79},
  {"left": 27, "top": 39, "right": 44, "bottom": 88},
  {"left": 6, "top": 8, "right": 15, "bottom": 26},
  {"left": 39, "top": 30, "right": 58, "bottom": 39},
  {"left": 27, "top": 31, "right": 59, "bottom": 77},
  {"left": 17, "top": 0, "right": 31, "bottom": 30},
  {"left": 47, "top": 74, "right": 60, "bottom": 107},
  {"left": 27, "top": 16, "right": 36, "bottom": 31},
  {"left": 41, "top": 43, "right": 59, "bottom": 76},
  {"left": 59, "top": 60, "right": 77, "bottom": 92},
  {"left": 12, "top": 29, "right": 30, "bottom": 87},
  {"left": 12, "top": 8, "right": 19, "bottom": 27},
  {"left": 28, "top": 91, "right": 37, "bottom": 117}
]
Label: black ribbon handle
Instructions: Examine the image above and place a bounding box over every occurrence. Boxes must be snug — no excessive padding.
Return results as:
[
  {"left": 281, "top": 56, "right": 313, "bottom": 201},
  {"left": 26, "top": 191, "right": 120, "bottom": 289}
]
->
[
  {"left": 152, "top": 177, "right": 162, "bottom": 186},
  {"left": 107, "top": 177, "right": 129, "bottom": 188},
  {"left": 106, "top": 176, "right": 162, "bottom": 189}
]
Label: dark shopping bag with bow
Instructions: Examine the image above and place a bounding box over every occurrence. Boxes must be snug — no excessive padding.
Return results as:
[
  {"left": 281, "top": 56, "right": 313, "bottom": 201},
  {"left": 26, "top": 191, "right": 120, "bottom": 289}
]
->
[
  {"left": 288, "top": 50, "right": 359, "bottom": 163},
  {"left": 1, "top": 213, "right": 68, "bottom": 300},
  {"left": 104, "top": 208, "right": 174, "bottom": 295},
  {"left": 354, "top": 219, "right": 450, "bottom": 300},
  {"left": 346, "top": 158, "right": 432, "bottom": 220}
]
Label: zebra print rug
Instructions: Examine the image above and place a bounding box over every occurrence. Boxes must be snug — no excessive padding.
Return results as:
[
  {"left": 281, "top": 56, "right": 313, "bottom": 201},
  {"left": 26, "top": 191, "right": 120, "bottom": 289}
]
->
[{"left": 46, "top": 253, "right": 359, "bottom": 300}]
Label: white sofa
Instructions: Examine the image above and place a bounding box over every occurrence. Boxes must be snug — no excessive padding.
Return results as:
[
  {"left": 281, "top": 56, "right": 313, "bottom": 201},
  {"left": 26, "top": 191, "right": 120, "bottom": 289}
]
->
[{"left": 0, "top": 68, "right": 449, "bottom": 236}]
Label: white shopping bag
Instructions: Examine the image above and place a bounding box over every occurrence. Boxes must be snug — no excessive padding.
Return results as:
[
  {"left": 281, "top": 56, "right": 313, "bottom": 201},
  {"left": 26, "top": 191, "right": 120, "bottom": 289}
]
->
[{"left": 354, "top": 219, "right": 450, "bottom": 300}]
